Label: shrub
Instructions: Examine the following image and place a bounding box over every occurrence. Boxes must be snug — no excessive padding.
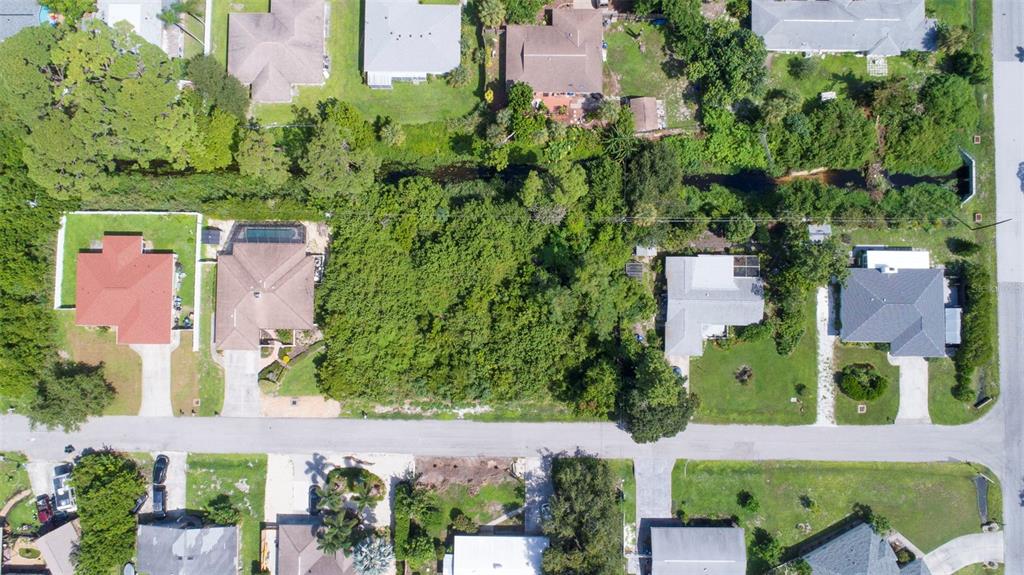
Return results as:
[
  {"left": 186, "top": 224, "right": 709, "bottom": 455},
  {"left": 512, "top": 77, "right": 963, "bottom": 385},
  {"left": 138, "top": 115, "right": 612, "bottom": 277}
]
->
[
  {"left": 956, "top": 261, "right": 995, "bottom": 389},
  {"left": 353, "top": 536, "right": 394, "bottom": 575},
  {"left": 205, "top": 494, "right": 240, "bottom": 525},
  {"left": 737, "top": 490, "right": 759, "bottom": 512},
  {"left": 735, "top": 365, "right": 754, "bottom": 385},
  {"left": 837, "top": 363, "right": 889, "bottom": 401},
  {"left": 951, "top": 382, "right": 975, "bottom": 403},
  {"left": 751, "top": 528, "right": 783, "bottom": 565},
  {"left": 948, "top": 237, "right": 981, "bottom": 257},
  {"left": 402, "top": 534, "right": 437, "bottom": 566},
  {"left": 787, "top": 57, "right": 818, "bottom": 80},
  {"left": 450, "top": 513, "right": 478, "bottom": 534},
  {"left": 446, "top": 65, "right": 470, "bottom": 88}
]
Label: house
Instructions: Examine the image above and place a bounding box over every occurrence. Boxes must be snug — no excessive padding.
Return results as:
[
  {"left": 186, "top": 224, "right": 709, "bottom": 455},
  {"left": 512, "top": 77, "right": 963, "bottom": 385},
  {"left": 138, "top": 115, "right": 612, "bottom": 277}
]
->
[
  {"left": 137, "top": 524, "right": 239, "bottom": 575},
  {"left": 630, "top": 97, "right": 664, "bottom": 133},
  {"left": 277, "top": 522, "right": 354, "bottom": 575},
  {"left": 840, "top": 250, "right": 955, "bottom": 357},
  {"left": 650, "top": 526, "right": 747, "bottom": 575},
  {"left": 36, "top": 520, "right": 80, "bottom": 575},
  {"left": 227, "top": 0, "right": 326, "bottom": 104},
  {"left": 442, "top": 535, "right": 549, "bottom": 575},
  {"left": 664, "top": 255, "right": 765, "bottom": 362},
  {"left": 362, "top": 0, "right": 461, "bottom": 89},
  {"left": 1, "top": 0, "right": 40, "bottom": 42},
  {"left": 75, "top": 234, "right": 174, "bottom": 345},
  {"left": 751, "top": 0, "right": 935, "bottom": 56},
  {"left": 504, "top": 9, "right": 603, "bottom": 96},
  {"left": 800, "top": 523, "right": 929, "bottom": 575},
  {"left": 215, "top": 231, "right": 316, "bottom": 351},
  {"left": 97, "top": 0, "right": 163, "bottom": 48}
]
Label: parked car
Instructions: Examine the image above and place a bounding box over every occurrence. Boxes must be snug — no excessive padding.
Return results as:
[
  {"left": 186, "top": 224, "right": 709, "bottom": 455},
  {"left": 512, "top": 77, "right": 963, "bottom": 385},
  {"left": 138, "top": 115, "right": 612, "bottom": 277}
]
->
[
  {"left": 308, "top": 485, "right": 321, "bottom": 515},
  {"left": 153, "top": 455, "right": 169, "bottom": 485},
  {"left": 35, "top": 495, "right": 53, "bottom": 524},
  {"left": 131, "top": 491, "right": 149, "bottom": 515},
  {"left": 152, "top": 486, "right": 167, "bottom": 519}
]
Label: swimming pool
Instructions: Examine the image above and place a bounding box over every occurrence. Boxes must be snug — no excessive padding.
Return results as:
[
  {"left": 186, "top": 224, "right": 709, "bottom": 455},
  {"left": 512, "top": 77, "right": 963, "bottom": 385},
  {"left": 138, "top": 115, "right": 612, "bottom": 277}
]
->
[{"left": 243, "top": 226, "right": 301, "bottom": 243}]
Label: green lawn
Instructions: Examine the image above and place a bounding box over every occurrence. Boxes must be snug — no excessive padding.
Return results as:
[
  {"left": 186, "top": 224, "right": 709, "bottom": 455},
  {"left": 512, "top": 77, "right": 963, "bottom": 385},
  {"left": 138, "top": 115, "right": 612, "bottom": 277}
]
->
[
  {"left": 834, "top": 345, "right": 900, "bottom": 425},
  {"left": 1, "top": 452, "right": 39, "bottom": 533},
  {"left": 953, "top": 565, "right": 1004, "bottom": 575},
  {"left": 672, "top": 460, "right": 998, "bottom": 572},
  {"left": 929, "top": 356, "right": 994, "bottom": 424},
  {"left": 182, "top": 5, "right": 206, "bottom": 59},
  {"left": 56, "top": 311, "right": 142, "bottom": 415},
  {"left": 767, "top": 52, "right": 926, "bottom": 102},
  {"left": 60, "top": 213, "right": 198, "bottom": 311},
  {"left": 689, "top": 294, "right": 817, "bottom": 424},
  {"left": 254, "top": 0, "right": 482, "bottom": 124},
  {"left": 186, "top": 454, "right": 267, "bottom": 575},
  {"left": 603, "top": 22, "right": 695, "bottom": 130},
  {"left": 428, "top": 480, "right": 524, "bottom": 539},
  {"left": 211, "top": 0, "right": 268, "bottom": 66},
  {"left": 277, "top": 341, "right": 323, "bottom": 396},
  {"left": 608, "top": 459, "right": 636, "bottom": 525},
  {"left": 197, "top": 264, "right": 224, "bottom": 414}
]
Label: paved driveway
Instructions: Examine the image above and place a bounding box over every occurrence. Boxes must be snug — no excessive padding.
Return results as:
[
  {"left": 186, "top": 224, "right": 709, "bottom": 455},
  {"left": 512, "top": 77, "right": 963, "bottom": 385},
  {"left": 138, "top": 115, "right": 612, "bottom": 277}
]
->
[
  {"left": 889, "top": 354, "right": 930, "bottom": 424},
  {"left": 523, "top": 456, "right": 552, "bottom": 535},
  {"left": 222, "top": 350, "right": 261, "bottom": 417},
  {"left": 923, "top": 532, "right": 1003, "bottom": 575},
  {"left": 132, "top": 344, "right": 173, "bottom": 417}
]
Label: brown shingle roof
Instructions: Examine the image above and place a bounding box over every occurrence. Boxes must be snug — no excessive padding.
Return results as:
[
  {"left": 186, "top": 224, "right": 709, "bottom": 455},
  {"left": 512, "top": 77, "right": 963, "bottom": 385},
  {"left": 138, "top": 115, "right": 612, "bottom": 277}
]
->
[
  {"left": 504, "top": 9, "right": 604, "bottom": 94},
  {"left": 215, "top": 242, "right": 315, "bottom": 351},
  {"left": 227, "top": 0, "right": 325, "bottom": 103},
  {"left": 75, "top": 235, "right": 174, "bottom": 345},
  {"left": 277, "top": 523, "right": 354, "bottom": 575}
]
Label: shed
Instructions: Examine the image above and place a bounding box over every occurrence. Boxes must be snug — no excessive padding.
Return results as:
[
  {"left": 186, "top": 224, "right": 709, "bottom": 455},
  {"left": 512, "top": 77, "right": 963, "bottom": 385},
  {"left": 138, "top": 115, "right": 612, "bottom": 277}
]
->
[
  {"left": 808, "top": 224, "right": 832, "bottom": 243},
  {"left": 202, "top": 227, "right": 222, "bottom": 245}
]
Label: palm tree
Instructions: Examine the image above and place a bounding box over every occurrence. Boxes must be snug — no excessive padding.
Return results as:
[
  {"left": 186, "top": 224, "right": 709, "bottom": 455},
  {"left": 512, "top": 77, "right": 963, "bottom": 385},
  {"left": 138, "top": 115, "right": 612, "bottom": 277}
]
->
[
  {"left": 349, "top": 479, "right": 374, "bottom": 513},
  {"left": 316, "top": 484, "right": 344, "bottom": 513},
  {"left": 317, "top": 513, "right": 357, "bottom": 555}
]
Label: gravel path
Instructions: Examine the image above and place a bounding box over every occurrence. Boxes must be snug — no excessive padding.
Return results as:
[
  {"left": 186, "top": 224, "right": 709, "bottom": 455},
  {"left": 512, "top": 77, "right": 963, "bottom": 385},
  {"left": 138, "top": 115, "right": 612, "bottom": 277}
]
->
[{"left": 815, "top": 286, "right": 837, "bottom": 426}]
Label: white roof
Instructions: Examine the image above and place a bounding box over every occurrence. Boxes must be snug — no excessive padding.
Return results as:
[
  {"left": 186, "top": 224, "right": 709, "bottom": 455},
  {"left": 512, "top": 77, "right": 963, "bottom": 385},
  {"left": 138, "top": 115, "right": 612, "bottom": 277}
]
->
[
  {"left": 362, "top": 0, "right": 461, "bottom": 79},
  {"left": 450, "top": 536, "right": 548, "bottom": 575},
  {"left": 99, "top": 0, "right": 163, "bottom": 48},
  {"left": 664, "top": 255, "right": 765, "bottom": 358},
  {"left": 864, "top": 250, "right": 930, "bottom": 271}
]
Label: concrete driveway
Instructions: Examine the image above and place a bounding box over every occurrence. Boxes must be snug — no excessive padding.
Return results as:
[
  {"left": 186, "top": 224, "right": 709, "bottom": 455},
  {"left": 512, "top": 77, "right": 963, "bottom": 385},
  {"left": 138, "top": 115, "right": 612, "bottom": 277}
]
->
[
  {"left": 923, "top": 532, "right": 1003, "bottom": 575},
  {"left": 523, "top": 456, "right": 553, "bottom": 535},
  {"left": 222, "top": 350, "right": 261, "bottom": 417},
  {"left": 132, "top": 344, "right": 173, "bottom": 417},
  {"left": 888, "top": 354, "right": 930, "bottom": 424}
]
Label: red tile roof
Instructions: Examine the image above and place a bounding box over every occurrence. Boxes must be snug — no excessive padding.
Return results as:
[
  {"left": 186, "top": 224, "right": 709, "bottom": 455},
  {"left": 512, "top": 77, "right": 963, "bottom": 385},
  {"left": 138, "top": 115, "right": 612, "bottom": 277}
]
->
[{"left": 75, "top": 235, "right": 174, "bottom": 345}]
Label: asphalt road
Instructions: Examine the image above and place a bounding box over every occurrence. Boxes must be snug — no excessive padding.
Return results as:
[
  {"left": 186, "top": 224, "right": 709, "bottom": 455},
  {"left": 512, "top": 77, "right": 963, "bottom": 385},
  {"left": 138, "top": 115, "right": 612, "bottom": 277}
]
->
[{"left": 993, "top": 0, "right": 1024, "bottom": 570}]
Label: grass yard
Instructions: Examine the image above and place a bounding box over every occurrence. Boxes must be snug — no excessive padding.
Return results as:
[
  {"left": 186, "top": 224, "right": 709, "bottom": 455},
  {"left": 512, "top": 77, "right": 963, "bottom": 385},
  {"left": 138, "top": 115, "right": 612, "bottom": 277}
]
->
[
  {"left": 196, "top": 265, "right": 224, "bottom": 414},
  {"left": 767, "top": 52, "right": 925, "bottom": 102},
  {"left": 929, "top": 357, "right": 993, "bottom": 424},
  {"left": 672, "top": 460, "right": 999, "bottom": 573},
  {"left": 1, "top": 452, "right": 40, "bottom": 533},
  {"left": 428, "top": 480, "right": 524, "bottom": 539},
  {"left": 608, "top": 459, "right": 636, "bottom": 525},
  {"left": 186, "top": 454, "right": 267, "bottom": 575},
  {"left": 839, "top": 224, "right": 970, "bottom": 267},
  {"left": 60, "top": 213, "right": 198, "bottom": 311},
  {"left": 254, "top": 0, "right": 482, "bottom": 125},
  {"left": 56, "top": 311, "right": 142, "bottom": 415},
  {"left": 603, "top": 22, "right": 695, "bottom": 130},
  {"left": 210, "top": 0, "right": 268, "bottom": 66},
  {"left": 277, "top": 341, "right": 323, "bottom": 396},
  {"left": 834, "top": 345, "right": 900, "bottom": 425},
  {"left": 954, "top": 566, "right": 1003, "bottom": 575},
  {"left": 182, "top": 4, "right": 206, "bottom": 59},
  {"left": 689, "top": 293, "right": 817, "bottom": 425}
]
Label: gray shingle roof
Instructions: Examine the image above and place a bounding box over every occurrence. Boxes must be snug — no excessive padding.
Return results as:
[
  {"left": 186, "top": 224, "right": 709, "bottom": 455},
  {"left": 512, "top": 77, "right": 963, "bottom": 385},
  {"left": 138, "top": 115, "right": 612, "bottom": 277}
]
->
[
  {"left": 137, "top": 525, "right": 239, "bottom": 575},
  {"left": 0, "top": 0, "right": 39, "bottom": 41},
  {"left": 227, "top": 0, "right": 325, "bottom": 103},
  {"left": 802, "top": 523, "right": 900, "bottom": 575},
  {"left": 840, "top": 267, "right": 946, "bottom": 357},
  {"left": 664, "top": 255, "right": 765, "bottom": 358},
  {"left": 751, "top": 0, "right": 934, "bottom": 55},
  {"left": 362, "top": 0, "right": 460, "bottom": 82},
  {"left": 651, "top": 527, "right": 747, "bottom": 575},
  {"left": 504, "top": 9, "right": 604, "bottom": 94},
  {"left": 899, "top": 559, "right": 933, "bottom": 575}
]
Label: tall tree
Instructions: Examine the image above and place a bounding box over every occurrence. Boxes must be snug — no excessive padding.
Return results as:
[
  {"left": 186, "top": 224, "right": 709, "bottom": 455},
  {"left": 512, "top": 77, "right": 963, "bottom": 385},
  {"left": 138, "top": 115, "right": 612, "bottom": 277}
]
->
[
  {"left": 542, "top": 457, "right": 622, "bottom": 575},
  {"left": 28, "top": 362, "right": 115, "bottom": 431},
  {"left": 236, "top": 129, "right": 291, "bottom": 186},
  {"left": 71, "top": 451, "right": 146, "bottom": 574}
]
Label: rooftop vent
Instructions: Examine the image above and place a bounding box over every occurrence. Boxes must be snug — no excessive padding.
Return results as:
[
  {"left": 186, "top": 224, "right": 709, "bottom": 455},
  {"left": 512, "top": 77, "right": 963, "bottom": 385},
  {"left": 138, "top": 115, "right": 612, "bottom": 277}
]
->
[{"left": 253, "top": 290, "right": 262, "bottom": 299}]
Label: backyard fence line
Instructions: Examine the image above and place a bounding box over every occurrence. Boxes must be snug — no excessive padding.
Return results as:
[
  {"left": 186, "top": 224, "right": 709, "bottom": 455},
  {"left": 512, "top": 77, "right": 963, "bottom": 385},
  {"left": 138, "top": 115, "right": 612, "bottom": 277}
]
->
[
  {"left": 193, "top": 214, "right": 203, "bottom": 352},
  {"left": 52, "top": 214, "right": 67, "bottom": 310}
]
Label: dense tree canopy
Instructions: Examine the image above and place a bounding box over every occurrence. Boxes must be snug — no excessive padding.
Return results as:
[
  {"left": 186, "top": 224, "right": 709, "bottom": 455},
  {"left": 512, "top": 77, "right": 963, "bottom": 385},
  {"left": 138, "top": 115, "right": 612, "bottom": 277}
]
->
[
  {"left": 542, "top": 457, "right": 622, "bottom": 575},
  {"left": 71, "top": 451, "right": 146, "bottom": 574}
]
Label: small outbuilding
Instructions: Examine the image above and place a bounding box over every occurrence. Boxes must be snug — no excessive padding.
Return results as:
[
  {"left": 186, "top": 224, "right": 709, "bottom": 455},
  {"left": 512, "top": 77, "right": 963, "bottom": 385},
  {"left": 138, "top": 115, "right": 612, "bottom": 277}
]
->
[{"left": 630, "top": 97, "right": 664, "bottom": 133}]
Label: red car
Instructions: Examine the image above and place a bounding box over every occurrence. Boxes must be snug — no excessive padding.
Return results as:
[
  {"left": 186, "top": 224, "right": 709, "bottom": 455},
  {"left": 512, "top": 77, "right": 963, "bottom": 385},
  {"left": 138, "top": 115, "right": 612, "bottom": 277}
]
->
[{"left": 36, "top": 495, "right": 53, "bottom": 524}]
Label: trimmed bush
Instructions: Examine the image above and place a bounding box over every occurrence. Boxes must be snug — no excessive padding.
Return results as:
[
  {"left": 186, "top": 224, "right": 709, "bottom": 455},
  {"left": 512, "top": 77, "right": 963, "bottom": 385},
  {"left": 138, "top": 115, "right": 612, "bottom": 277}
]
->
[{"left": 837, "top": 363, "right": 889, "bottom": 401}]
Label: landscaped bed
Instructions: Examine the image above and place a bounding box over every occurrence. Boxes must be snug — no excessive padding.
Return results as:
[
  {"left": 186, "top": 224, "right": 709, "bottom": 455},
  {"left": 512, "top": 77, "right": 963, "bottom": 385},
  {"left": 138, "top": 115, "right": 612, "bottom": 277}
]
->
[
  {"left": 60, "top": 213, "right": 198, "bottom": 311},
  {"left": 834, "top": 345, "right": 900, "bottom": 425},
  {"left": 689, "top": 293, "right": 817, "bottom": 425},
  {"left": 56, "top": 311, "right": 142, "bottom": 415},
  {"left": 671, "top": 460, "right": 999, "bottom": 572},
  {"left": 186, "top": 454, "right": 267, "bottom": 575},
  {"left": 1, "top": 452, "right": 39, "bottom": 533},
  {"left": 276, "top": 341, "right": 324, "bottom": 396},
  {"left": 253, "top": 0, "right": 482, "bottom": 125}
]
